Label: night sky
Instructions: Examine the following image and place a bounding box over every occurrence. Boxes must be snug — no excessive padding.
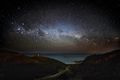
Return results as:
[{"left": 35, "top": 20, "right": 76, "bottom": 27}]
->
[{"left": 0, "top": 0, "right": 120, "bottom": 54}]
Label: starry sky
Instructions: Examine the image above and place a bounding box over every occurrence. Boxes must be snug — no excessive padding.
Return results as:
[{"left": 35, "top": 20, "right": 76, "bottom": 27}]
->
[{"left": 0, "top": 0, "right": 120, "bottom": 54}]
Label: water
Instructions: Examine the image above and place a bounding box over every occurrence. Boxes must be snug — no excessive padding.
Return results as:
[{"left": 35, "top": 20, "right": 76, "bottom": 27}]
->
[{"left": 40, "top": 54, "right": 88, "bottom": 64}]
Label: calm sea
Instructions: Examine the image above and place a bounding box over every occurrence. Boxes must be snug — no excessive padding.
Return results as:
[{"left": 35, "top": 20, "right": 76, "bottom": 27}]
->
[{"left": 39, "top": 54, "right": 88, "bottom": 64}]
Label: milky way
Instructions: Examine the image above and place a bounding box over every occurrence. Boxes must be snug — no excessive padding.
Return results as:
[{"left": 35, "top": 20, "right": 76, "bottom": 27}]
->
[{"left": 0, "top": 0, "right": 120, "bottom": 53}]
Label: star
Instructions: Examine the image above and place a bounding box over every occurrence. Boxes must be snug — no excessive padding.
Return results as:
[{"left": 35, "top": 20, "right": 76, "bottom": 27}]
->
[
  {"left": 114, "top": 37, "right": 119, "bottom": 40},
  {"left": 21, "top": 23, "right": 25, "bottom": 26},
  {"left": 74, "top": 34, "right": 81, "bottom": 39},
  {"left": 0, "top": 0, "right": 120, "bottom": 53},
  {"left": 17, "top": 6, "right": 21, "bottom": 10},
  {"left": 107, "top": 39, "right": 110, "bottom": 42}
]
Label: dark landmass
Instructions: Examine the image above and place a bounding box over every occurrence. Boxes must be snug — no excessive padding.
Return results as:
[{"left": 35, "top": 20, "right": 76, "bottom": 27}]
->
[
  {"left": 71, "top": 49, "right": 120, "bottom": 80},
  {"left": 0, "top": 49, "right": 120, "bottom": 80},
  {"left": 0, "top": 50, "right": 66, "bottom": 80}
]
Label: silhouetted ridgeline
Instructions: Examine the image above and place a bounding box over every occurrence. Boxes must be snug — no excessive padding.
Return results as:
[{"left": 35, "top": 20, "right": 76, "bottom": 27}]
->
[
  {"left": 72, "top": 49, "right": 120, "bottom": 80},
  {"left": 0, "top": 50, "right": 66, "bottom": 80},
  {"left": 0, "top": 49, "right": 120, "bottom": 80}
]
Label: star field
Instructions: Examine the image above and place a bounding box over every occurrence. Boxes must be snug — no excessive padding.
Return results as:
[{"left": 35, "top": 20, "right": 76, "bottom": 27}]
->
[{"left": 0, "top": 0, "right": 120, "bottom": 54}]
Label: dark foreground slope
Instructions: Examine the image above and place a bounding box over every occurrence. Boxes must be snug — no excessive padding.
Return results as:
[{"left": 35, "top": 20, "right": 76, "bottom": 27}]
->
[
  {"left": 72, "top": 49, "right": 120, "bottom": 80},
  {"left": 1, "top": 49, "right": 120, "bottom": 80},
  {"left": 0, "top": 50, "right": 65, "bottom": 80},
  {"left": 34, "top": 49, "right": 120, "bottom": 80}
]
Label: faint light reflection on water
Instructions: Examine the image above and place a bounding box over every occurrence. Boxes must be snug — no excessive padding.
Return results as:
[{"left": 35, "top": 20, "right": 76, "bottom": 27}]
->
[{"left": 29, "top": 53, "right": 88, "bottom": 64}]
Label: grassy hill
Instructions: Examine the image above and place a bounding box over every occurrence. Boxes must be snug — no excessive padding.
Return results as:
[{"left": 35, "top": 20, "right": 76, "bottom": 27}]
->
[
  {"left": 1, "top": 49, "right": 120, "bottom": 80},
  {"left": 0, "top": 50, "right": 66, "bottom": 80},
  {"left": 71, "top": 49, "right": 120, "bottom": 80}
]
